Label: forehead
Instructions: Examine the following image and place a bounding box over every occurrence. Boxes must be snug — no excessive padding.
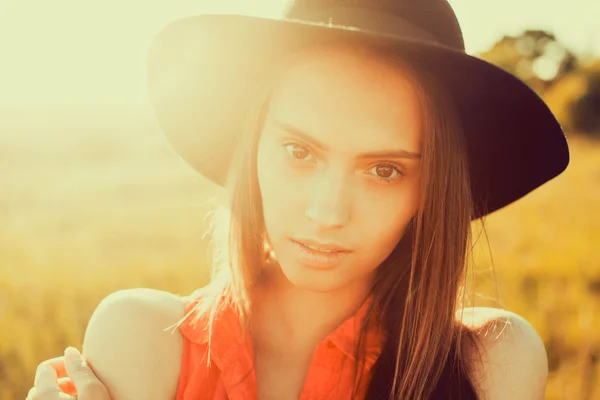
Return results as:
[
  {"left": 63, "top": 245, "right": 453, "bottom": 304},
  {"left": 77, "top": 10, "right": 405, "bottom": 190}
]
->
[{"left": 264, "top": 46, "right": 423, "bottom": 153}]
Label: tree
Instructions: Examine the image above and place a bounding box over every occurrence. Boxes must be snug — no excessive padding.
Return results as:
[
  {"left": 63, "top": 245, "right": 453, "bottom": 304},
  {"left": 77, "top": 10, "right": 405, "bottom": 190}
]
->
[
  {"left": 536, "top": 59, "right": 600, "bottom": 134},
  {"left": 478, "top": 29, "right": 579, "bottom": 94}
]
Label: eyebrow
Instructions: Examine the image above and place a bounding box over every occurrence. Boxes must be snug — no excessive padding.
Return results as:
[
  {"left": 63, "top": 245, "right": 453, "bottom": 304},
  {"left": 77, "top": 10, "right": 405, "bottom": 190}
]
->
[{"left": 273, "top": 121, "right": 422, "bottom": 160}]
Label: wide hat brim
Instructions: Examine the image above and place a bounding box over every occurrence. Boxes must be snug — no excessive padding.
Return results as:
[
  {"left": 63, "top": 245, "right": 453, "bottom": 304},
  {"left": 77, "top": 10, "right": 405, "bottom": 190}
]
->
[{"left": 146, "top": 12, "right": 570, "bottom": 219}]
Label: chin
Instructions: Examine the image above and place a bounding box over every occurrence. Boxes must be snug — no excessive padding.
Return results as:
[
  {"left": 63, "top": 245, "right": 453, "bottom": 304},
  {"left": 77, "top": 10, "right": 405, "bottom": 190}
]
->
[{"left": 277, "top": 258, "right": 351, "bottom": 293}]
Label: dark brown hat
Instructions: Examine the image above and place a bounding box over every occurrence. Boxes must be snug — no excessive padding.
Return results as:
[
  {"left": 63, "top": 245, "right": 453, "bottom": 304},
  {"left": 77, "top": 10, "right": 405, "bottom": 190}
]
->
[{"left": 146, "top": 0, "right": 570, "bottom": 218}]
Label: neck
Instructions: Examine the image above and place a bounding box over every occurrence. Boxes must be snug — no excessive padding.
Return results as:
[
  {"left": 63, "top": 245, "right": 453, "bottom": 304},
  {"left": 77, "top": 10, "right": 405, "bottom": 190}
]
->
[{"left": 251, "top": 265, "right": 372, "bottom": 355}]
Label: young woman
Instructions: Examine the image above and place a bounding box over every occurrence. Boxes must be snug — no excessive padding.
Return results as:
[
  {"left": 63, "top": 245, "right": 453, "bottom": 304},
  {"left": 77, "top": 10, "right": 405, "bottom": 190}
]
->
[{"left": 28, "top": 0, "right": 569, "bottom": 399}]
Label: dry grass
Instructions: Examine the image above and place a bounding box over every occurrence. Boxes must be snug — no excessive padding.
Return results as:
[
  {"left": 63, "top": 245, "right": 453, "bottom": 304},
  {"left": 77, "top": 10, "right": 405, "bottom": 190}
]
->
[{"left": 0, "top": 105, "right": 598, "bottom": 399}]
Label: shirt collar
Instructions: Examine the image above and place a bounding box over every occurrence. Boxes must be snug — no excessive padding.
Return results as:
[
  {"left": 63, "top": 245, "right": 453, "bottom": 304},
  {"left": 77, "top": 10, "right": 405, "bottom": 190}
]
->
[{"left": 183, "top": 291, "right": 386, "bottom": 371}]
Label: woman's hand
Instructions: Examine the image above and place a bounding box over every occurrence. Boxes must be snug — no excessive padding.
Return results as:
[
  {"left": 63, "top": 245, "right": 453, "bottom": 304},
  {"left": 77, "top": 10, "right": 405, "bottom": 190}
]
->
[{"left": 26, "top": 347, "right": 110, "bottom": 400}]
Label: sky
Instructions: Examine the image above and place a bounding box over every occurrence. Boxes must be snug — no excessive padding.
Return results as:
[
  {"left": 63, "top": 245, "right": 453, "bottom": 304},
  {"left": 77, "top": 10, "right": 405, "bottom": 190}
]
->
[{"left": 0, "top": 0, "right": 598, "bottom": 105}]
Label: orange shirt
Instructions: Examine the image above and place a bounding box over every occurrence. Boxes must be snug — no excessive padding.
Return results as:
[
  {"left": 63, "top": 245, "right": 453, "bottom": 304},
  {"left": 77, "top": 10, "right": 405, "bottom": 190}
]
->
[{"left": 175, "top": 290, "right": 385, "bottom": 400}]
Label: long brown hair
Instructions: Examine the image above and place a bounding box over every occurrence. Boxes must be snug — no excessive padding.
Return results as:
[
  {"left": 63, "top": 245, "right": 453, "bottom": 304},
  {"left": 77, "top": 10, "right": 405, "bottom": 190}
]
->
[{"left": 179, "top": 41, "right": 487, "bottom": 399}]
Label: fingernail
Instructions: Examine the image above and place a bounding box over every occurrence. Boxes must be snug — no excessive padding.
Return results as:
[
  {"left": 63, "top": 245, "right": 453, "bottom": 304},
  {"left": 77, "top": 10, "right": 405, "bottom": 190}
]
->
[{"left": 65, "top": 347, "right": 80, "bottom": 359}]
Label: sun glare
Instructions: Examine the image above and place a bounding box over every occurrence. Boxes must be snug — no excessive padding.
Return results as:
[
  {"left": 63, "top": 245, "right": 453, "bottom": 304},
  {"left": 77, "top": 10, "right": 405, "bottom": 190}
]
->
[{"left": 0, "top": 0, "right": 597, "bottom": 104}]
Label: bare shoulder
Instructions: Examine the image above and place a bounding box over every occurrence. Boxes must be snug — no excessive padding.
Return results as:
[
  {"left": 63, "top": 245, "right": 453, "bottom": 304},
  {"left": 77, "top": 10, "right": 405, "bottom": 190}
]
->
[
  {"left": 82, "top": 288, "right": 189, "bottom": 400},
  {"left": 456, "top": 307, "right": 549, "bottom": 400}
]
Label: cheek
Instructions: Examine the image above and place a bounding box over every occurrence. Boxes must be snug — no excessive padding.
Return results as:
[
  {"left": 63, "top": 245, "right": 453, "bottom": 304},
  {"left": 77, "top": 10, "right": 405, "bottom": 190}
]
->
[
  {"left": 355, "top": 184, "right": 419, "bottom": 257},
  {"left": 257, "top": 143, "right": 303, "bottom": 232}
]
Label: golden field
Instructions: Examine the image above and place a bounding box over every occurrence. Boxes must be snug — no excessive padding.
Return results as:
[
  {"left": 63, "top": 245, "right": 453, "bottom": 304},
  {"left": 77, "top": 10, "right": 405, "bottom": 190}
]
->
[{"left": 0, "top": 105, "right": 598, "bottom": 399}]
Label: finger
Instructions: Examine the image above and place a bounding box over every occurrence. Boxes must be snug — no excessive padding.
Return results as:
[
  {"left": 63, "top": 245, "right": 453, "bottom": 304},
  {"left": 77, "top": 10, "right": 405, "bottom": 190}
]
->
[
  {"left": 64, "top": 347, "right": 110, "bottom": 399},
  {"left": 26, "top": 387, "right": 76, "bottom": 400},
  {"left": 34, "top": 361, "right": 61, "bottom": 395},
  {"left": 64, "top": 347, "right": 93, "bottom": 384},
  {"left": 58, "top": 376, "right": 77, "bottom": 396},
  {"left": 35, "top": 356, "right": 67, "bottom": 380},
  {"left": 47, "top": 355, "right": 68, "bottom": 378}
]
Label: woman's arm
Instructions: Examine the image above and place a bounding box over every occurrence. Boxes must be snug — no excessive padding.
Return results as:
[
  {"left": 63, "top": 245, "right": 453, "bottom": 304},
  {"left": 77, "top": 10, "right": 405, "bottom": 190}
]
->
[{"left": 82, "top": 288, "right": 186, "bottom": 400}]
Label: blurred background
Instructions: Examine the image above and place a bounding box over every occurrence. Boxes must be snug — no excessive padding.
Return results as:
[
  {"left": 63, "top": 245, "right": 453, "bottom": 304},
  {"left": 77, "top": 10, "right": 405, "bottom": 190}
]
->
[{"left": 1, "top": 0, "right": 599, "bottom": 398}]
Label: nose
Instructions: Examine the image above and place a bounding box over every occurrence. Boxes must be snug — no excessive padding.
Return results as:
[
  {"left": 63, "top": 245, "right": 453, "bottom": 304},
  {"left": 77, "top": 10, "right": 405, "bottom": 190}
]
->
[{"left": 304, "top": 169, "right": 352, "bottom": 229}]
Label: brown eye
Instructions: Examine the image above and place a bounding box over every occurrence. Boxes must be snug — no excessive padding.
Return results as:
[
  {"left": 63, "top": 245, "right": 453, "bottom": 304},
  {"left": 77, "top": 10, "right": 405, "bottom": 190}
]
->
[
  {"left": 376, "top": 165, "right": 395, "bottom": 178},
  {"left": 284, "top": 143, "right": 312, "bottom": 161},
  {"left": 368, "top": 163, "right": 402, "bottom": 180}
]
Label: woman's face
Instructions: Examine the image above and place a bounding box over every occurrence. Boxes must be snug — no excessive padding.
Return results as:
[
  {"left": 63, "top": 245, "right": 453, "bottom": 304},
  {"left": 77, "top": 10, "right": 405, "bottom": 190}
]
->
[{"left": 256, "top": 46, "right": 423, "bottom": 293}]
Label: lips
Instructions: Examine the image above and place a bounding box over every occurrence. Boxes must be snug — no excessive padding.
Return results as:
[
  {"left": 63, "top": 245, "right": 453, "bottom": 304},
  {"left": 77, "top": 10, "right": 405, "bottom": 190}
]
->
[
  {"left": 289, "top": 238, "right": 353, "bottom": 269},
  {"left": 291, "top": 238, "right": 352, "bottom": 253}
]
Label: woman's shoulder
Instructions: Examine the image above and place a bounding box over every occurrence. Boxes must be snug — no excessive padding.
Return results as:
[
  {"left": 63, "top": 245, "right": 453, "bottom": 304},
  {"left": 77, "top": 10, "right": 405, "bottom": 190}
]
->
[
  {"left": 456, "top": 306, "right": 549, "bottom": 400},
  {"left": 81, "top": 288, "right": 193, "bottom": 400}
]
